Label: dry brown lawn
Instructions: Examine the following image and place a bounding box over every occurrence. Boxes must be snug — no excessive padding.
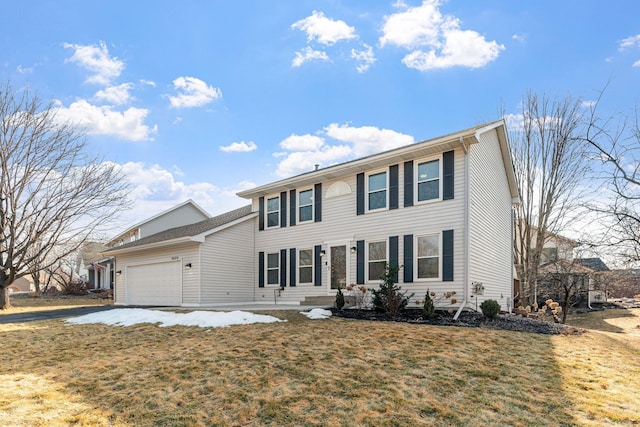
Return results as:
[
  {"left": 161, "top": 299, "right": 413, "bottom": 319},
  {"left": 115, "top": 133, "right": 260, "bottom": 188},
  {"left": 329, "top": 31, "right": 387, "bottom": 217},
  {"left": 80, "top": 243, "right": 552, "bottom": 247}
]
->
[
  {"left": 1, "top": 295, "right": 111, "bottom": 315},
  {"left": 1, "top": 304, "right": 639, "bottom": 426}
]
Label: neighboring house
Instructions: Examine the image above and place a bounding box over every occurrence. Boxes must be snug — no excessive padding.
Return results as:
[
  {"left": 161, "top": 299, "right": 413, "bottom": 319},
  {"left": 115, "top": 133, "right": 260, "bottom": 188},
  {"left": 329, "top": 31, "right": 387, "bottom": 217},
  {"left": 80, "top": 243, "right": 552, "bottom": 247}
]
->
[
  {"left": 88, "top": 200, "right": 211, "bottom": 291},
  {"left": 107, "top": 120, "right": 519, "bottom": 312},
  {"left": 106, "top": 206, "right": 256, "bottom": 306},
  {"left": 8, "top": 276, "right": 33, "bottom": 293}
]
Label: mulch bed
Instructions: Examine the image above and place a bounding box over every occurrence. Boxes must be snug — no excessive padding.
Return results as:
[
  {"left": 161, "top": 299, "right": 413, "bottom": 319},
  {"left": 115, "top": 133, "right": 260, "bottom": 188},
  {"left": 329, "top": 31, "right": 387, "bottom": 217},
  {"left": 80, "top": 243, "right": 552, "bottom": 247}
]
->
[{"left": 330, "top": 307, "right": 584, "bottom": 335}]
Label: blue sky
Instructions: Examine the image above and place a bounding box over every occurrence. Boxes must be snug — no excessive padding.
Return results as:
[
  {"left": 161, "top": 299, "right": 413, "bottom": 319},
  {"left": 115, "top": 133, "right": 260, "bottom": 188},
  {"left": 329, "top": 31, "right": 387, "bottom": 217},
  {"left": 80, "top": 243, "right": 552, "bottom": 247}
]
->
[{"left": 2, "top": 0, "right": 639, "bottom": 228}]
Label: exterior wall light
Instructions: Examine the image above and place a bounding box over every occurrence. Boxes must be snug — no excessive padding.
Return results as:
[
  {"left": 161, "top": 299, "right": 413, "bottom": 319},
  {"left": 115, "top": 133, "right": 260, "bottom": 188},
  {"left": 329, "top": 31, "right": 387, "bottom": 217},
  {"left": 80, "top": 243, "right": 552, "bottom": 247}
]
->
[
  {"left": 184, "top": 263, "right": 192, "bottom": 270},
  {"left": 350, "top": 246, "right": 357, "bottom": 253},
  {"left": 319, "top": 250, "right": 326, "bottom": 257}
]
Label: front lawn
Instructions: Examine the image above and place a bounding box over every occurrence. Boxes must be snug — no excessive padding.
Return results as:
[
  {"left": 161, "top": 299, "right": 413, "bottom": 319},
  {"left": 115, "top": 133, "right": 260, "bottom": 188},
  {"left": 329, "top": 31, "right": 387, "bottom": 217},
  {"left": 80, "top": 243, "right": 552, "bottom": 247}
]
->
[
  {"left": 1, "top": 307, "right": 638, "bottom": 426},
  {"left": 1, "top": 293, "right": 111, "bottom": 315}
]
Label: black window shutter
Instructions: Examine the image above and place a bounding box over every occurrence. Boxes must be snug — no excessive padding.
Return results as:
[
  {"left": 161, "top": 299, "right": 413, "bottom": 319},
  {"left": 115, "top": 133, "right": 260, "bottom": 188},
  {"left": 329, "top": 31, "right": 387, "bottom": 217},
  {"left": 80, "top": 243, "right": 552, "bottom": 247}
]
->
[
  {"left": 356, "top": 173, "right": 365, "bottom": 215},
  {"left": 258, "top": 197, "right": 265, "bottom": 231},
  {"left": 314, "top": 245, "right": 322, "bottom": 286},
  {"left": 389, "top": 165, "right": 399, "bottom": 210},
  {"left": 280, "top": 249, "right": 287, "bottom": 288},
  {"left": 404, "top": 161, "right": 414, "bottom": 207},
  {"left": 289, "top": 248, "right": 296, "bottom": 286},
  {"left": 314, "top": 183, "right": 322, "bottom": 222},
  {"left": 280, "top": 191, "right": 287, "bottom": 228},
  {"left": 389, "top": 236, "right": 399, "bottom": 282},
  {"left": 443, "top": 150, "right": 455, "bottom": 200},
  {"left": 356, "top": 240, "right": 365, "bottom": 284},
  {"left": 443, "top": 230, "right": 454, "bottom": 281},
  {"left": 289, "top": 190, "right": 296, "bottom": 227},
  {"left": 403, "top": 235, "right": 413, "bottom": 283},
  {"left": 258, "top": 251, "right": 265, "bottom": 287}
]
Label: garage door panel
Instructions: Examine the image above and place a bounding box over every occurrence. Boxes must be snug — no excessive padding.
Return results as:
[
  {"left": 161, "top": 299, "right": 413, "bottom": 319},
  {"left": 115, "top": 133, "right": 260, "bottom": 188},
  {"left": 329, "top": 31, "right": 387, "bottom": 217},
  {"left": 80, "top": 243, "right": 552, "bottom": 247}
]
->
[{"left": 127, "top": 261, "right": 181, "bottom": 306}]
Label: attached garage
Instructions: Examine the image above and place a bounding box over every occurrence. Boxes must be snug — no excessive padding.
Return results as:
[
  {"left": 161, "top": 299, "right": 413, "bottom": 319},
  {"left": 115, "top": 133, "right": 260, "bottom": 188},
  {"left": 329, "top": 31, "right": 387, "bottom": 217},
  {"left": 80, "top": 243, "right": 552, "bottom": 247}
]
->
[{"left": 126, "top": 260, "right": 182, "bottom": 306}]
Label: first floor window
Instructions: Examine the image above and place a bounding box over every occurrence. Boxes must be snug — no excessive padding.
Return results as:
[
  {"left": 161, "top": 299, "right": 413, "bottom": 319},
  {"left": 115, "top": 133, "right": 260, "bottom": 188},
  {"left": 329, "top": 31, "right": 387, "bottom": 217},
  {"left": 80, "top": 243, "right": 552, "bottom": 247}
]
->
[
  {"left": 266, "top": 196, "right": 280, "bottom": 227},
  {"left": 417, "top": 235, "right": 439, "bottom": 279},
  {"left": 368, "top": 241, "right": 387, "bottom": 281},
  {"left": 368, "top": 171, "right": 387, "bottom": 210},
  {"left": 299, "top": 249, "right": 313, "bottom": 283},
  {"left": 267, "top": 252, "right": 279, "bottom": 284},
  {"left": 299, "top": 189, "right": 313, "bottom": 222}
]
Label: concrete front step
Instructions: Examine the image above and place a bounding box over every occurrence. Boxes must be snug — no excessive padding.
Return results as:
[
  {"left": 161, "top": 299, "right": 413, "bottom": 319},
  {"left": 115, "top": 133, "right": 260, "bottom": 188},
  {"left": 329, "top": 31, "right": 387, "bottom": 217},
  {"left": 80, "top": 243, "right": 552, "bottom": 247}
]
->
[{"left": 300, "top": 296, "right": 336, "bottom": 306}]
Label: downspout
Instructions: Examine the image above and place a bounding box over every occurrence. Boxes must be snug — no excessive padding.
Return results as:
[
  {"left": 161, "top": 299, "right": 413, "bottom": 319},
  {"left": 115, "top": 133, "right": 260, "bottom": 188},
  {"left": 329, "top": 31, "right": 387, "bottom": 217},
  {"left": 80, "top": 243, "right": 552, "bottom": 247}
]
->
[{"left": 454, "top": 136, "right": 470, "bottom": 320}]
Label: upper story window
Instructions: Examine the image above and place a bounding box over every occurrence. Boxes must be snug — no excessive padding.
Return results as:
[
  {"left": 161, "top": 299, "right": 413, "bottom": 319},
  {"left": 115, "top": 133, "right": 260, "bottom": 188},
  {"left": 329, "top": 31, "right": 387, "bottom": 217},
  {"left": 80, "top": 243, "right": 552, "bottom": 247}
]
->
[
  {"left": 541, "top": 247, "right": 558, "bottom": 263},
  {"left": 267, "top": 252, "right": 280, "bottom": 285},
  {"left": 368, "top": 240, "right": 387, "bottom": 281},
  {"left": 299, "top": 249, "right": 313, "bottom": 283},
  {"left": 299, "top": 189, "right": 313, "bottom": 223},
  {"left": 417, "top": 158, "right": 440, "bottom": 202},
  {"left": 417, "top": 234, "right": 439, "bottom": 279},
  {"left": 367, "top": 171, "right": 387, "bottom": 211},
  {"left": 266, "top": 196, "right": 280, "bottom": 228}
]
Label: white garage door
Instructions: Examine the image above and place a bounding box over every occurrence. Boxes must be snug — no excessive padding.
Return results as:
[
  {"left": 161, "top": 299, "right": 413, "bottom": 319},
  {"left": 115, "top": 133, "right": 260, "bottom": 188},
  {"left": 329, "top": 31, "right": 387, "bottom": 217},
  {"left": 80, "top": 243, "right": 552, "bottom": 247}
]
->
[{"left": 127, "top": 261, "right": 181, "bottom": 306}]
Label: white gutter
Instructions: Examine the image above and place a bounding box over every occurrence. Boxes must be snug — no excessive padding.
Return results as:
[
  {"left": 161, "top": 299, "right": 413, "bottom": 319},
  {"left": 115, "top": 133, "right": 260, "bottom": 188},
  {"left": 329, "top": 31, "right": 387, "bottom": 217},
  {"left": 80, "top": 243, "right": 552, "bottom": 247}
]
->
[{"left": 454, "top": 136, "right": 471, "bottom": 320}]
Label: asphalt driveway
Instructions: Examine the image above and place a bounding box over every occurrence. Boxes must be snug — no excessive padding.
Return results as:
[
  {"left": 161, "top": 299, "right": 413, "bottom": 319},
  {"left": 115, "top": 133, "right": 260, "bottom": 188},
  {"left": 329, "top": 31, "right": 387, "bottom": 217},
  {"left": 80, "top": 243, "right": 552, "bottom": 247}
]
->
[{"left": 0, "top": 305, "right": 117, "bottom": 324}]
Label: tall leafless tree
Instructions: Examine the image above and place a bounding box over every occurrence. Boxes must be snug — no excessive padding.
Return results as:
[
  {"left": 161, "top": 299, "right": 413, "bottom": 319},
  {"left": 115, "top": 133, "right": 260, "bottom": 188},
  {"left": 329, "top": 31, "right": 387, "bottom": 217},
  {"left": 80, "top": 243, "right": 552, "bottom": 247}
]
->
[
  {"left": 508, "top": 91, "right": 592, "bottom": 306},
  {"left": 0, "top": 82, "right": 130, "bottom": 309}
]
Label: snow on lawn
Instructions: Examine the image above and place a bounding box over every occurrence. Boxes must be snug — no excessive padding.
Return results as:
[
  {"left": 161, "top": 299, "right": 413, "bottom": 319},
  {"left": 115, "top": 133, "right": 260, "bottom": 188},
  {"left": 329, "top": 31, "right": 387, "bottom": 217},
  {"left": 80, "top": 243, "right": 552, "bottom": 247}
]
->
[
  {"left": 300, "top": 308, "right": 332, "bottom": 319},
  {"left": 67, "top": 308, "right": 284, "bottom": 328}
]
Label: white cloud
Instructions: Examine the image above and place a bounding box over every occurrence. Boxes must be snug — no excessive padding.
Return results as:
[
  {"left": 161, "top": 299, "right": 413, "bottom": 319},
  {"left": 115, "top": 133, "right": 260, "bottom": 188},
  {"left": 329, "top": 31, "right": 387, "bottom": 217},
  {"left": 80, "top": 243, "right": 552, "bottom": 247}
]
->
[
  {"left": 94, "top": 83, "right": 134, "bottom": 105},
  {"left": 275, "top": 145, "right": 352, "bottom": 177},
  {"left": 63, "top": 41, "right": 124, "bottom": 85},
  {"left": 219, "top": 141, "right": 257, "bottom": 153},
  {"left": 351, "top": 44, "right": 377, "bottom": 72},
  {"left": 279, "top": 134, "right": 325, "bottom": 151},
  {"left": 54, "top": 99, "right": 156, "bottom": 141},
  {"left": 139, "top": 79, "right": 156, "bottom": 87},
  {"left": 633, "top": 59, "right": 640, "bottom": 68},
  {"left": 619, "top": 34, "right": 640, "bottom": 50},
  {"left": 16, "top": 65, "right": 33, "bottom": 74},
  {"left": 291, "top": 11, "right": 357, "bottom": 46},
  {"left": 292, "top": 47, "right": 330, "bottom": 67},
  {"left": 512, "top": 33, "right": 526, "bottom": 42},
  {"left": 379, "top": 0, "right": 504, "bottom": 70},
  {"left": 168, "top": 76, "right": 222, "bottom": 108},
  {"left": 324, "top": 123, "right": 414, "bottom": 157}
]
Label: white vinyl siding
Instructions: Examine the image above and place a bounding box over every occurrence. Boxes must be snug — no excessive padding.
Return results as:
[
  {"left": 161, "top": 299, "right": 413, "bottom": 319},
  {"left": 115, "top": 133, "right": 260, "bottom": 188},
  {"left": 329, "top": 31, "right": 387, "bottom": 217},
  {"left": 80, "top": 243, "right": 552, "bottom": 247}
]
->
[
  {"left": 416, "top": 234, "right": 439, "bottom": 279},
  {"left": 299, "top": 249, "right": 313, "bottom": 283},
  {"left": 367, "top": 171, "right": 387, "bottom": 211},
  {"left": 266, "top": 195, "right": 280, "bottom": 228},
  {"left": 298, "top": 189, "right": 314, "bottom": 223}
]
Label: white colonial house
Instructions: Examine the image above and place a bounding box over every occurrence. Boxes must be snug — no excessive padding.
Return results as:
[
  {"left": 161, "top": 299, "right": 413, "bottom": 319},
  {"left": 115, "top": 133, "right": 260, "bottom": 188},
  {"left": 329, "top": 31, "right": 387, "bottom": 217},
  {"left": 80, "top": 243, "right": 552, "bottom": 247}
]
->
[{"left": 107, "top": 120, "right": 519, "bottom": 312}]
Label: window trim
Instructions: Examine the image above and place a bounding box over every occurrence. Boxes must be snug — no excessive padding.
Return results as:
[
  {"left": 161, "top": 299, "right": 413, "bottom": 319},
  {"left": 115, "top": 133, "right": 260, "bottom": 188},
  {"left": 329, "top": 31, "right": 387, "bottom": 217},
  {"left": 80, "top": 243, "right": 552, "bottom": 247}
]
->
[
  {"left": 366, "top": 239, "right": 388, "bottom": 283},
  {"left": 297, "top": 188, "right": 314, "bottom": 224},
  {"left": 266, "top": 252, "right": 280, "bottom": 285},
  {"left": 415, "top": 233, "right": 441, "bottom": 281},
  {"left": 366, "top": 169, "right": 389, "bottom": 212},
  {"left": 265, "top": 194, "right": 280, "bottom": 229},
  {"left": 414, "top": 155, "right": 443, "bottom": 204},
  {"left": 298, "top": 248, "right": 314, "bottom": 284}
]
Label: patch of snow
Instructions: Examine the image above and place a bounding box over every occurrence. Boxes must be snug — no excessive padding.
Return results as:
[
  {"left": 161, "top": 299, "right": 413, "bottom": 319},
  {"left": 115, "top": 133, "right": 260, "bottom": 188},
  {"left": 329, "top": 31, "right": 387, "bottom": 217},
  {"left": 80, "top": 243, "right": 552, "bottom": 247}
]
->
[
  {"left": 66, "top": 308, "right": 284, "bottom": 328},
  {"left": 301, "top": 308, "right": 332, "bottom": 319}
]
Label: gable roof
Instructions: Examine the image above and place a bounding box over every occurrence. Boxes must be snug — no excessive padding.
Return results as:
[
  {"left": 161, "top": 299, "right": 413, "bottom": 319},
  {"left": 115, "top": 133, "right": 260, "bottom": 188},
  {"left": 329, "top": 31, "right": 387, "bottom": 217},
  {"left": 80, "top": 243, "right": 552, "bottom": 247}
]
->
[
  {"left": 108, "top": 199, "right": 211, "bottom": 245},
  {"left": 577, "top": 258, "right": 610, "bottom": 272},
  {"left": 104, "top": 205, "right": 255, "bottom": 255},
  {"left": 237, "top": 120, "right": 519, "bottom": 202}
]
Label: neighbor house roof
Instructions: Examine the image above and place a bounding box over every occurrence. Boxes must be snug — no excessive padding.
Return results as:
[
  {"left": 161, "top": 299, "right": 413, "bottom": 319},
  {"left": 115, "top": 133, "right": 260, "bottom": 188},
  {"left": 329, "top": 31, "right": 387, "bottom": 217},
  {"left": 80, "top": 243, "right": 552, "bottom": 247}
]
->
[
  {"left": 237, "top": 119, "right": 519, "bottom": 202},
  {"left": 103, "top": 205, "right": 255, "bottom": 255},
  {"left": 577, "top": 258, "right": 610, "bottom": 272}
]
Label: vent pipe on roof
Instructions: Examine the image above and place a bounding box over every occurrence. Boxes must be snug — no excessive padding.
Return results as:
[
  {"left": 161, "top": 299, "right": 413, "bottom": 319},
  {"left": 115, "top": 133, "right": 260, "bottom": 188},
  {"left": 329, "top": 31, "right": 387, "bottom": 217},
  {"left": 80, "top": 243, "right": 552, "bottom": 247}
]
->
[{"left": 314, "top": 164, "right": 319, "bottom": 171}]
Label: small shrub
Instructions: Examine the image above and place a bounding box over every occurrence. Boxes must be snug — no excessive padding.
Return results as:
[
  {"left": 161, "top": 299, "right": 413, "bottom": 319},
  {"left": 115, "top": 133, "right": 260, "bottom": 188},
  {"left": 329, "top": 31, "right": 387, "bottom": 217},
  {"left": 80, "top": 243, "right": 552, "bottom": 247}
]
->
[
  {"left": 335, "top": 287, "right": 345, "bottom": 309},
  {"left": 370, "top": 263, "right": 413, "bottom": 318},
  {"left": 423, "top": 290, "right": 435, "bottom": 318},
  {"left": 62, "top": 280, "right": 88, "bottom": 296},
  {"left": 480, "top": 299, "right": 500, "bottom": 319}
]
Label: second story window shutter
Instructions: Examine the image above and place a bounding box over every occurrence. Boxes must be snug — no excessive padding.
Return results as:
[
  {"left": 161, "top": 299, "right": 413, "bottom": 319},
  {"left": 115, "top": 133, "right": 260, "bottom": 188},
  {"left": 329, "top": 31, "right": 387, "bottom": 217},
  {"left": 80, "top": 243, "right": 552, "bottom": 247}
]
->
[
  {"left": 280, "top": 192, "right": 287, "bottom": 228},
  {"left": 389, "top": 236, "right": 399, "bottom": 282},
  {"left": 280, "top": 249, "right": 287, "bottom": 287},
  {"left": 443, "top": 150, "right": 454, "bottom": 200},
  {"left": 442, "top": 230, "right": 454, "bottom": 281},
  {"left": 258, "top": 251, "right": 265, "bottom": 287},
  {"left": 356, "top": 173, "right": 365, "bottom": 215},
  {"left": 314, "top": 183, "right": 322, "bottom": 222},
  {"left": 314, "top": 245, "right": 322, "bottom": 286},
  {"left": 404, "top": 161, "right": 414, "bottom": 207},
  {"left": 290, "top": 248, "right": 296, "bottom": 286},
  {"left": 389, "top": 165, "right": 399, "bottom": 210},
  {"left": 356, "top": 240, "right": 365, "bottom": 284},
  {"left": 403, "top": 234, "right": 413, "bottom": 283},
  {"left": 258, "top": 197, "right": 265, "bottom": 231},
  {"left": 289, "top": 189, "right": 296, "bottom": 226}
]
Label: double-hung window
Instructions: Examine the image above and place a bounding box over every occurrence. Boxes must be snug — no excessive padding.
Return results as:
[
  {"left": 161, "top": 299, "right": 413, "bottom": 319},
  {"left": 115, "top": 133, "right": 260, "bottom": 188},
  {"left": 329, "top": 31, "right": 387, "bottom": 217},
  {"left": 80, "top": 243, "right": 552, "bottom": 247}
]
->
[
  {"left": 367, "top": 171, "right": 387, "bottom": 211},
  {"left": 417, "top": 159, "right": 440, "bottom": 202},
  {"left": 299, "top": 249, "right": 313, "bottom": 283},
  {"left": 266, "top": 252, "right": 280, "bottom": 285},
  {"left": 298, "top": 189, "right": 313, "bottom": 223},
  {"left": 266, "top": 196, "right": 280, "bottom": 228},
  {"left": 417, "top": 235, "right": 439, "bottom": 279},
  {"left": 368, "top": 241, "right": 387, "bottom": 281}
]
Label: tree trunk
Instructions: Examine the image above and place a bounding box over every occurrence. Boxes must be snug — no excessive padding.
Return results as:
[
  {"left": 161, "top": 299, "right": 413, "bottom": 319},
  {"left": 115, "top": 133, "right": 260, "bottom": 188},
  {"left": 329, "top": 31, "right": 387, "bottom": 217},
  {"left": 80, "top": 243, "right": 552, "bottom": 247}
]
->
[{"left": 0, "top": 286, "right": 10, "bottom": 310}]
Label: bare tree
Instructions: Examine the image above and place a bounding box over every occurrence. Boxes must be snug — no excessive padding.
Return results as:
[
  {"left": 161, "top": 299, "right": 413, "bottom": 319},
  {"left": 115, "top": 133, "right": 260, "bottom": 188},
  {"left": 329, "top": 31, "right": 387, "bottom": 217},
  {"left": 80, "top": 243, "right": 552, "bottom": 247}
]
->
[
  {"left": 0, "top": 82, "right": 130, "bottom": 309},
  {"left": 508, "top": 91, "right": 591, "bottom": 306}
]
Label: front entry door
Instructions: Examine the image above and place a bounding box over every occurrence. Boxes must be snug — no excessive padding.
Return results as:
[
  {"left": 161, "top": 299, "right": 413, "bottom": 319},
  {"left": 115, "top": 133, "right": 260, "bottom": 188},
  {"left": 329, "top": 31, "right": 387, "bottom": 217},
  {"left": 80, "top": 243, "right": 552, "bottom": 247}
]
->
[{"left": 330, "top": 245, "right": 347, "bottom": 290}]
